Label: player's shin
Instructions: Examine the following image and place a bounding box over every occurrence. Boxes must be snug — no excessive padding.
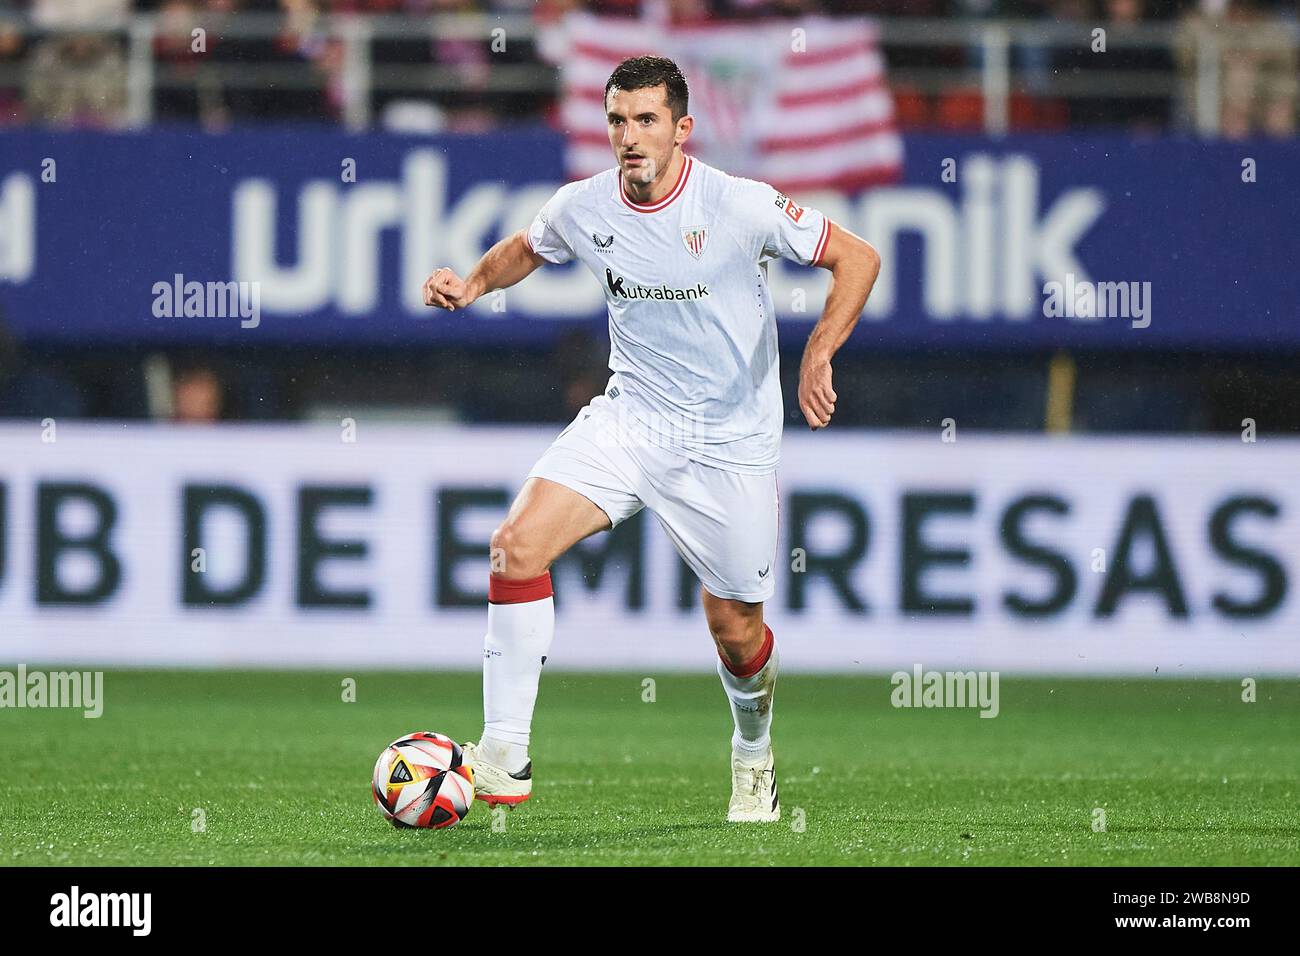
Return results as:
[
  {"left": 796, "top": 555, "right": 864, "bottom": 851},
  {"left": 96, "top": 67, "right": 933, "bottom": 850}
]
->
[
  {"left": 480, "top": 572, "right": 555, "bottom": 773},
  {"left": 716, "top": 623, "right": 779, "bottom": 758}
]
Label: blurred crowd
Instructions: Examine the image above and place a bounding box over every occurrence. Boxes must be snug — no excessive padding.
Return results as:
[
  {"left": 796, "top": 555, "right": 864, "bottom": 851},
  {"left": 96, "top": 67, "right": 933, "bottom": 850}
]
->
[
  {"left": 5, "top": 306, "right": 1300, "bottom": 432},
  {"left": 0, "top": 0, "right": 1296, "bottom": 134},
  {"left": 1, "top": 0, "right": 1296, "bottom": 433}
]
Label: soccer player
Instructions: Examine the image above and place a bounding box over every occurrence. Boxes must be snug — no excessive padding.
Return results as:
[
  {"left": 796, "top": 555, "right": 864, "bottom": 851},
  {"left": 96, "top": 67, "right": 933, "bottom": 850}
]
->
[{"left": 421, "top": 56, "right": 881, "bottom": 822}]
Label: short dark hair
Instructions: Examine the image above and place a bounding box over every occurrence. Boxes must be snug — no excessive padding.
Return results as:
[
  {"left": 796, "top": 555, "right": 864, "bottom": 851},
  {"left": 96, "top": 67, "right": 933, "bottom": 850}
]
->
[{"left": 604, "top": 56, "right": 689, "bottom": 124}]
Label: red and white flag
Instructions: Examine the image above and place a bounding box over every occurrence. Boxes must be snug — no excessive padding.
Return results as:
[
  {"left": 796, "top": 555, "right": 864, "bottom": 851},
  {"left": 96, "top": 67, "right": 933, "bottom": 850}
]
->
[{"left": 542, "top": 12, "right": 903, "bottom": 193}]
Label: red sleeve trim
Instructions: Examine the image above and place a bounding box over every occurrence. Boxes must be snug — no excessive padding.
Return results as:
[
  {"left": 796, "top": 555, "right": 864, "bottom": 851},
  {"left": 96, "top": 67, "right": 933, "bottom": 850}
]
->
[{"left": 811, "top": 217, "right": 831, "bottom": 267}]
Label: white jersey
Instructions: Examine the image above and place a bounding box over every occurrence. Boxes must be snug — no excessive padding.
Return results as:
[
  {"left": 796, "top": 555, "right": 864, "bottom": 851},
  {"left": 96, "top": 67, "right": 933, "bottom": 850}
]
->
[{"left": 525, "top": 155, "right": 830, "bottom": 476}]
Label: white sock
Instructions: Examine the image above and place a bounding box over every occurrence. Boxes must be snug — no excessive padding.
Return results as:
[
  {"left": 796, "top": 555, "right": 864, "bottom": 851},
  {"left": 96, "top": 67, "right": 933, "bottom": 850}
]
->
[
  {"left": 481, "top": 572, "right": 554, "bottom": 773},
  {"left": 716, "top": 624, "right": 779, "bottom": 760}
]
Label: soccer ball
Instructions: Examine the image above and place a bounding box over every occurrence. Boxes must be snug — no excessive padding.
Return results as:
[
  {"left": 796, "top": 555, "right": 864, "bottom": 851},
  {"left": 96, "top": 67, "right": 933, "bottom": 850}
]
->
[{"left": 372, "top": 732, "right": 475, "bottom": 829}]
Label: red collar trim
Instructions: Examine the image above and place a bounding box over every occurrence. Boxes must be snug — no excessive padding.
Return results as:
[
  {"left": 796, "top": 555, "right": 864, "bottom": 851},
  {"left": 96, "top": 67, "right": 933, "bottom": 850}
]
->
[{"left": 618, "top": 155, "right": 692, "bottom": 213}]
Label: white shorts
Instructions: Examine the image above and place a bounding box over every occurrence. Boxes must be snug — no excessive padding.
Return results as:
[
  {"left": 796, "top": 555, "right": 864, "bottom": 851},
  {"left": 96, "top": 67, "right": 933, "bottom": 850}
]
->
[{"left": 526, "top": 394, "right": 779, "bottom": 602}]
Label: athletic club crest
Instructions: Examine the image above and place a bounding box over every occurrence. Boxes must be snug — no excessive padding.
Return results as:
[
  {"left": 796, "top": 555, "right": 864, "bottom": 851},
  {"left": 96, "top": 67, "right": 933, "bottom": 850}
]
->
[{"left": 681, "top": 225, "right": 709, "bottom": 259}]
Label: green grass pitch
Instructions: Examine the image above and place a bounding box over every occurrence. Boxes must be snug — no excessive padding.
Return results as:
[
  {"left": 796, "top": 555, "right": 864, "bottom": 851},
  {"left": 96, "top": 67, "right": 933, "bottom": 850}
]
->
[{"left": 2, "top": 669, "right": 1298, "bottom": 866}]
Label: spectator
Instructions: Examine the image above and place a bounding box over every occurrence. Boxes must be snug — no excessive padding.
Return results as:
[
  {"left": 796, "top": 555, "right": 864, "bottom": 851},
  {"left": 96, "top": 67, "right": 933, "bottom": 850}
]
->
[
  {"left": 271, "top": 0, "right": 340, "bottom": 121},
  {"left": 24, "top": 36, "right": 128, "bottom": 128},
  {"left": 155, "top": 0, "right": 334, "bottom": 124},
  {"left": 24, "top": 0, "right": 131, "bottom": 128},
  {"left": 30, "top": 0, "right": 130, "bottom": 31},
  {"left": 1175, "top": 0, "right": 1297, "bottom": 137},
  {"left": 1053, "top": 0, "right": 1174, "bottom": 130},
  {"left": 171, "top": 363, "right": 226, "bottom": 423},
  {"left": 153, "top": 0, "right": 204, "bottom": 123},
  {"left": 429, "top": 0, "right": 496, "bottom": 130},
  {"left": 822, "top": 0, "right": 951, "bottom": 80},
  {"left": 0, "top": 14, "right": 26, "bottom": 126}
]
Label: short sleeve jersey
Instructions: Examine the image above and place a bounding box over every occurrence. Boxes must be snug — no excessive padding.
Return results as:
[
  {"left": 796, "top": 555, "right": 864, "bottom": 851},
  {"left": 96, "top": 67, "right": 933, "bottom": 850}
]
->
[{"left": 526, "top": 155, "right": 830, "bottom": 474}]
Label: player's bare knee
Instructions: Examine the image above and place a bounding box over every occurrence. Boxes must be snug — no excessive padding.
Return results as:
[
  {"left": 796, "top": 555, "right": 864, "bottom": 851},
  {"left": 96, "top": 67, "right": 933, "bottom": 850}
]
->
[
  {"left": 710, "top": 628, "right": 748, "bottom": 663},
  {"left": 489, "top": 523, "right": 547, "bottom": 579}
]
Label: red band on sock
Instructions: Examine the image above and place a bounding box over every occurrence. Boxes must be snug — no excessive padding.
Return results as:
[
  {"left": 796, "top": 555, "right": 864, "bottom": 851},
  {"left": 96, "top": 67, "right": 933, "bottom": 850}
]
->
[
  {"left": 722, "top": 623, "right": 774, "bottom": 679},
  {"left": 488, "top": 571, "right": 553, "bottom": 605}
]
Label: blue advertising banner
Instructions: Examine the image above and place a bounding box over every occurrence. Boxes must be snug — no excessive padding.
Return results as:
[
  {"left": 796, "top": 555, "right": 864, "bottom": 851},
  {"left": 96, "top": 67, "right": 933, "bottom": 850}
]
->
[{"left": 0, "top": 128, "right": 1296, "bottom": 349}]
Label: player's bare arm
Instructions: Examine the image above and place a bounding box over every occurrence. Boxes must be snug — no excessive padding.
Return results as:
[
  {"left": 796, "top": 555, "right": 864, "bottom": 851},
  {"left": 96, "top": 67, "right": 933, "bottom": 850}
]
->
[
  {"left": 421, "top": 228, "right": 545, "bottom": 311},
  {"left": 797, "top": 222, "right": 881, "bottom": 430}
]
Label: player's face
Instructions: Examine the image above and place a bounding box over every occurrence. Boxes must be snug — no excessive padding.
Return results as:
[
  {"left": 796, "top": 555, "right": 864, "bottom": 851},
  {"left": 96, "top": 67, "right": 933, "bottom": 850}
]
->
[{"left": 606, "top": 85, "right": 681, "bottom": 188}]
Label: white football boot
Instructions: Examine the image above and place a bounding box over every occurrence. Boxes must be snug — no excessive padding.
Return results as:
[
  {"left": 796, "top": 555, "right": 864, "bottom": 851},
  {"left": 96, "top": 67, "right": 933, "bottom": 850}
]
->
[
  {"left": 460, "top": 740, "right": 532, "bottom": 807},
  {"left": 727, "top": 747, "right": 780, "bottom": 822}
]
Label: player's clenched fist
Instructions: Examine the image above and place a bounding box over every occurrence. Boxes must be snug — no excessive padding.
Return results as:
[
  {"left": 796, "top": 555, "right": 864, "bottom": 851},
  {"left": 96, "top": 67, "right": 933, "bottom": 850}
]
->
[
  {"left": 798, "top": 355, "right": 837, "bottom": 430},
  {"left": 422, "top": 267, "right": 474, "bottom": 311}
]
